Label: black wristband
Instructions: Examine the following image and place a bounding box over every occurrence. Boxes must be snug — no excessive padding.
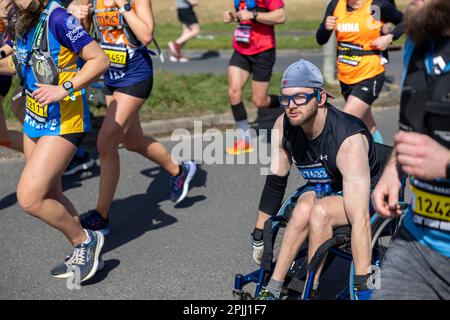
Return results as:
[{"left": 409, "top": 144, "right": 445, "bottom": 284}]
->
[
  {"left": 252, "top": 9, "right": 258, "bottom": 22},
  {"left": 258, "top": 174, "right": 289, "bottom": 216},
  {"left": 0, "top": 49, "right": 6, "bottom": 59}
]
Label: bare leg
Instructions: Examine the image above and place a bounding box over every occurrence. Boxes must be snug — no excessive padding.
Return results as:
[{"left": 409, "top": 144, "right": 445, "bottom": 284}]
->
[{"left": 17, "top": 135, "right": 86, "bottom": 245}]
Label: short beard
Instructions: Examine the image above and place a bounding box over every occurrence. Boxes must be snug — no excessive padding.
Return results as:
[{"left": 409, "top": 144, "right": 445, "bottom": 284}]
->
[
  {"left": 286, "top": 105, "right": 317, "bottom": 127},
  {"left": 405, "top": 0, "right": 450, "bottom": 45}
]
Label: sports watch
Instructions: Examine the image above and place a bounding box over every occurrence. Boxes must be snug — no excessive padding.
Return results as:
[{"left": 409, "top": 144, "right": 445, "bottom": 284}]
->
[
  {"left": 119, "top": 3, "right": 131, "bottom": 14},
  {"left": 252, "top": 9, "right": 258, "bottom": 22},
  {"left": 63, "top": 81, "right": 76, "bottom": 101}
]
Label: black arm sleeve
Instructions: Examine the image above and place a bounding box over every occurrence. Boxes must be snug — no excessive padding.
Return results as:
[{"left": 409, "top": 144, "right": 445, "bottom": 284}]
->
[
  {"left": 258, "top": 174, "right": 289, "bottom": 217},
  {"left": 375, "top": 0, "right": 403, "bottom": 25},
  {"left": 374, "top": 0, "right": 405, "bottom": 40},
  {"left": 391, "top": 21, "right": 406, "bottom": 41},
  {"left": 316, "top": 0, "right": 338, "bottom": 46}
]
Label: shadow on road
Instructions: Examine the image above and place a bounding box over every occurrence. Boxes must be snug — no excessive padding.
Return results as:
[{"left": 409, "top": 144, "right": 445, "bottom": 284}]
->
[
  {"left": 83, "top": 259, "right": 121, "bottom": 286},
  {"left": 190, "top": 50, "right": 220, "bottom": 61},
  {"left": 97, "top": 164, "right": 207, "bottom": 257}
]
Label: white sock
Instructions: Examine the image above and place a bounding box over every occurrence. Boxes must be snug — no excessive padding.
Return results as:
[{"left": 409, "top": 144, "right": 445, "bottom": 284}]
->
[{"left": 82, "top": 229, "right": 91, "bottom": 245}]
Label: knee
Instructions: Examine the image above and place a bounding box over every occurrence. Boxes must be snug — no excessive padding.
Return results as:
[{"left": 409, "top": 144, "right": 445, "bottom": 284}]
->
[
  {"left": 309, "top": 203, "right": 330, "bottom": 229},
  {"left": 97, "top": 130, "right": 120, "bottom": 157},
  {"left": 252, "top": 96, "right": 267, "bottom": 108},
  {"left": 228, "top": 87, "right": 242, "bottom": 103},
  {"left": 122, "top": 137, "right": 141, "bottom": 153},
  {"left": 289, "top": 202, "right": 311, "bottom": 230},
  {"left": 17, "top": 184, "right": 42, "bottom": 217},
  {"left": 191, "top": 25, "right": 200, "bottom": 36}
]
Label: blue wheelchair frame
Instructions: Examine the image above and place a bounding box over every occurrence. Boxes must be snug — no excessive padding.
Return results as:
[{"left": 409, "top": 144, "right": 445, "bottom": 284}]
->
[{"left": 233, "top": 178, "right": 407, "bottom": 300}]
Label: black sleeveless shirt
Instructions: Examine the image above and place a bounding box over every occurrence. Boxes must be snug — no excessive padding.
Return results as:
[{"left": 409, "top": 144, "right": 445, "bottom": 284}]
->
[{"left": 282, "top": 104, "right": 383, "bottom": 191}]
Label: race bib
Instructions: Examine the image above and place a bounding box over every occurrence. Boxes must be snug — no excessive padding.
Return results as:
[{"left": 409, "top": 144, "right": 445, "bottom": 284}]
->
[
  {"left": 296, "top": 162, "right": 331, "bottom": 184},
  {"left": 411, "top": 180, "right": 450, "bottom": 232},
  {"left": 338, "top": 43, "right": 363, "bottom": 67},
  {"left": 101, "top": 44, "right": 128, "bottom": 68},
  {"left": 25, "top": 91, "right": 48, "bottom": 123},
  {"left": 234, "top": 24, "right": 251, "bottom": 44}
]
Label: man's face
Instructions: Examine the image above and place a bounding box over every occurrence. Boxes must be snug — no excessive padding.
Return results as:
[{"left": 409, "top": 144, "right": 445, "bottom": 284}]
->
[{"left": 281, "top": 87, "right": 318, "bottom": 127}]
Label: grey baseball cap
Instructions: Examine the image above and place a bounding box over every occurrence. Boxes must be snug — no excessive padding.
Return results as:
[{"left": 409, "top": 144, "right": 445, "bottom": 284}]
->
[{"left": 281, "top": 59, "right": 335, "bottom": 99}]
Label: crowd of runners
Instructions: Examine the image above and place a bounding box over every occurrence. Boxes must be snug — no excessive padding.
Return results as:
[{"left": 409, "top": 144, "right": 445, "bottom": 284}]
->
[{"left": 0, "top": 0, "right": 448, "bottom": 300}]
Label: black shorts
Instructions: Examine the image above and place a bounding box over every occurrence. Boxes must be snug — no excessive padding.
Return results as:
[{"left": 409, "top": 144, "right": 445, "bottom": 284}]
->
[
  {"left": 340, "top": 72, "right": 385, "bottom": 106},
  {"left": 177, "top": 7, "right": 198, "bottom": 26},
  {"left": 0, "top": 76, "right": 12, "bottom": 97},
  {"left": 229, "top": 49, "right": 276, "bottom": 82},
  {"left": 25, "top": 132, "right": 86, "bottom": 148},
  {"left": 103, "top": 77, "right": 153, "bottom": 99},
  {"left": 61, "top": 132, "right": 87, "bottom": 148}
]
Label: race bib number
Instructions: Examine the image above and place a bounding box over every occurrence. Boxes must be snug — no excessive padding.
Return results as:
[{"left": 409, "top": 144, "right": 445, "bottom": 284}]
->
[
  {"left": 101, "top": 44, "right": 128, "bottom": 68},
  {"left": 338, "top": 43, "right": 363, "bottom": 67},
  {"left": 297, "top": 162, "right": 331, "bottom": 184},
  {"left": 26, "top": 91, "right": 48, "bottom": 123},
  {"left": 411, "top": 182, "right": 450, "bottom": 232},
  {"left": 234, "top": 24, "right": 251, "bottom": 44}
]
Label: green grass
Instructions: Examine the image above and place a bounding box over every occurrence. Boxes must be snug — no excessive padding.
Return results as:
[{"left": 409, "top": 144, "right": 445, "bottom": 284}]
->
[
  {"left": 2, "top": 72, "right": 343, "bottom": 122},
  {"left": 154, "top": 21, "right": 320, "bottom": 51}
]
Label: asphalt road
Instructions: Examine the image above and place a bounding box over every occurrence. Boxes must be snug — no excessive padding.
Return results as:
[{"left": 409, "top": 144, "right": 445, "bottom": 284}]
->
[{"left": 0, "top": 106, "right": 404, "bottom": 300}]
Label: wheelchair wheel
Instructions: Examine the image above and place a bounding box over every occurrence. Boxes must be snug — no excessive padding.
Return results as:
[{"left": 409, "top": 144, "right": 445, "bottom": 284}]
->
[{"left": 348, "top": 215, "right": 401, "bottom": 300}]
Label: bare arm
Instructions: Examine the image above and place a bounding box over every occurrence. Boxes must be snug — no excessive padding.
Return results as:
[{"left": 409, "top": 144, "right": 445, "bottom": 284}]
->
[
  {"left": 236, "top": 8, "right": 286, "bottom": 26},
  {"left": 337, "top": 134, "right": 372, "bottom": 223},
  {"left": 116, "top": 0, "right": 154, "bottom": 46},
  {"left": 269, "top": 114, "right": 291, "bottom": 176},
  {"left": 32, "top": 41, "right": 109, "bottom": 106},
  {"left": 0, "top": 56, "right": 16, "bottom": 76},
  {"left": 256, "top": 115, "right": 291, "bottom": 227},
  {"left": 69, "top": 40, "right": 110, "bottom": 91}
]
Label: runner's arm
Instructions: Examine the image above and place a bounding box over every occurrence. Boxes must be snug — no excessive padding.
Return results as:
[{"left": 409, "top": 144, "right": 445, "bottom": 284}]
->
[
  {"left": 258, "top": 115, "right": 292, "bottom": 219},
  {"left": 316, "top": 0, "right": 338, "bottom": 46},
  {"left": 0, "top": 55, "right": 16, "bottom": 76},
  {"left": 118, "top": 0, "right": 154, "bottom": 45},
  {"left": 376, "top": 0, "right": 405, "bottom": 41},
  {"left": 251, "top": 7, "right": 286, "bottom": 26},
  {"left": 337, "top": 133, "right": 372, "bottom": 226}
]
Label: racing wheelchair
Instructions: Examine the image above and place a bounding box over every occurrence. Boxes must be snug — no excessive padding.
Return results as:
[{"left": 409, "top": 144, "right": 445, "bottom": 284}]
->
[{"left": 233, "top": 143, "right": 407, "bottom": 300}]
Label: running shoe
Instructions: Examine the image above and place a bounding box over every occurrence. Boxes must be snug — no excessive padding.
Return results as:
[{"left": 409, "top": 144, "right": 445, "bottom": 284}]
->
[
  {"left": 80, "top": 210, "right": 110, "bottom": 236},
  {"left": 226, "top": 139, "right": 254, "bottom": 155},
  {"left": 168, "top": 41, "right": 181, "bottom": 60},
  {"left": 51, "top": 256, "right": 105, "bottom": 279},
  {"left": 256, "top": 288, "right": 278, "bottom": 300},
  {"left": 170, "top": 161, "right": 197, "bottom": 204},
  {"left": 63, "top": 150, "right": 95, "bottom": 176},
  {"left": 50, "top": 230, "right": 104, "bottom": 282}
]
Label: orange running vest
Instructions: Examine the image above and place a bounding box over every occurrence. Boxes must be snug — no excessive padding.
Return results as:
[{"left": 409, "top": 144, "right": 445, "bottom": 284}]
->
[{"left": 334, "top": 0, "right": 384, "bottom": 84}]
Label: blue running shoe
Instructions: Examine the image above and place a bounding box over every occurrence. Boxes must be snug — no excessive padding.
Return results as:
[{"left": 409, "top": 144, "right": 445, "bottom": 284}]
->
[
  {"left": 63, "top": 150, "right": 95, "bottom": 176},
  {"left": 80, "top": 210, "right": 110, "bottom": 236},
  {"left": 170, "top": 161, "right": 197, "bottom": 204},
  {"left": 51, "top": 256, "right": 105, "bottom": 279},
  {"left": 50, "top": 230, "right": 104, "bottom": 282}
]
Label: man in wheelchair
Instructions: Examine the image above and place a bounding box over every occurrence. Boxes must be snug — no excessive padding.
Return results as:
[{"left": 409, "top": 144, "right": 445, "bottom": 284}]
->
[{"left": 253, "top": 60, "right": 384, "bottom": 300}]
